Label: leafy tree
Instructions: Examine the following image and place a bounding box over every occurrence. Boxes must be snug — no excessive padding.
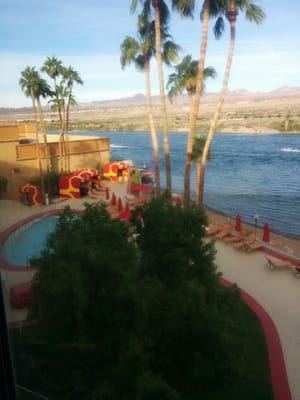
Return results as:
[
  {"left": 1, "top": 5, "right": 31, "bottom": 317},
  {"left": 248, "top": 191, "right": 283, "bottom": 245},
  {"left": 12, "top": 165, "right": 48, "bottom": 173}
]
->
[
  {"left": 196, "top": 0, "right": 265, "bottom": 205},
  {"left": 133, "top": 197, "right": 249, "bottom": 396},
  {"left": 26, "top": 200, "right": 256, "bottom": 399}
]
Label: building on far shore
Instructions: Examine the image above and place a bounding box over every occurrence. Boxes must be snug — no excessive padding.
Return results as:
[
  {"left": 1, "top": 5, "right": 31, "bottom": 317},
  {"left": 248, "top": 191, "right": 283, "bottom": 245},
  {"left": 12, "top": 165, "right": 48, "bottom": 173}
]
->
[{"left": 0, "top": 124, "right": 110, "bottom": 199}]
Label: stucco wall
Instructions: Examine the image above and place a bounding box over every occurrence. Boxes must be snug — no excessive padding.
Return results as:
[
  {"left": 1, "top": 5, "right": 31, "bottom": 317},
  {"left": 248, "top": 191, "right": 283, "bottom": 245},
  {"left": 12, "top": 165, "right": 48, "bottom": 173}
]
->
[{"left": 0, "top": 126, "right": 110, "bottom": 199}]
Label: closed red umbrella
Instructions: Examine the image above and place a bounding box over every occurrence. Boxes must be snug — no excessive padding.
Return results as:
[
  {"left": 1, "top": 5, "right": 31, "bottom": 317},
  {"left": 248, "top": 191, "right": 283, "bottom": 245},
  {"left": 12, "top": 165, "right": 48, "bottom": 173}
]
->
[
  {"left": 235, "top": 214, "right": 242, "bottom": 233},
  {"left": 105, "top": 187, "right": 109, "bottom": 200},
  {"left": 175, "top": 196, "right": 181, "bottom": 206},
  {"left": 262, "top": 223, "right": 270, "bottom": 242},
  {"left": 110, "top": 192, "right": 117, "bottom": 206},
  {"left": 131, "top": 184, "right": 153, "bottom": 192},
  {"left": 119, "top": 208, "right": 132, "bottom": 221},
  {"left": 118, "top": 197, "right": 123, "bottom": 212}
]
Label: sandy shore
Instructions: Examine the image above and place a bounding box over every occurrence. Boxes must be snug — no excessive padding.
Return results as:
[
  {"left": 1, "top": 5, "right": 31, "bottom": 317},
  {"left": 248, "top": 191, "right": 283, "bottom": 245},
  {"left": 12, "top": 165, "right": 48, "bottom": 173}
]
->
[{"left": 205, "top": 206, "right": 300, "bottom": 258}]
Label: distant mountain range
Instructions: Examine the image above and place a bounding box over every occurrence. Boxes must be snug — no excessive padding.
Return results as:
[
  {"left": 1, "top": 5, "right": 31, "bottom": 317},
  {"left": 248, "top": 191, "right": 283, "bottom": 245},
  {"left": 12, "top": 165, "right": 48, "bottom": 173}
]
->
[{"left": 2, "top": 86, "right": 300, "bottom": 114}]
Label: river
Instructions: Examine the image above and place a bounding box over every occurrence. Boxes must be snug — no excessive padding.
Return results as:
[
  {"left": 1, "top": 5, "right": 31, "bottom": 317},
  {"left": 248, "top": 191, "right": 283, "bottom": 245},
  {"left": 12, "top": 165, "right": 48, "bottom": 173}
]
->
[{"left": 71, "top": 131, "right": 300, "bottom": 239}]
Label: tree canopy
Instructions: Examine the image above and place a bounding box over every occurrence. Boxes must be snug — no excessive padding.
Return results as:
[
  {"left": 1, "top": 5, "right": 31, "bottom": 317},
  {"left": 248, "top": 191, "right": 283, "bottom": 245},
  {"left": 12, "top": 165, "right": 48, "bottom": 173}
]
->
[{"left": 27, "top": 200, "right": 254, "bottom": 399}]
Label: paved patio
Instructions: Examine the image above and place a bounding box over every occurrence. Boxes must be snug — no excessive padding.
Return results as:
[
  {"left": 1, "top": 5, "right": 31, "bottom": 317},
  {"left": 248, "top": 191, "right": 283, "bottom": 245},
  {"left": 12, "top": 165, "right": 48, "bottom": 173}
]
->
[
  {"left": 215, "top": 240, "right": 300, "bottom": 400},
  {"left": 1, "top": 194, "right": 300, "bottom": 398}
]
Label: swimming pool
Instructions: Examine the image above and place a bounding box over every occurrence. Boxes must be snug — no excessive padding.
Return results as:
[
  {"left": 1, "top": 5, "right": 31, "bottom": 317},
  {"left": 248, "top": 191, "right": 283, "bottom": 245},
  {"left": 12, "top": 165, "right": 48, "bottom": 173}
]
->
[{"left": 1, "top": 214, "right": 59, "bottom": 268}]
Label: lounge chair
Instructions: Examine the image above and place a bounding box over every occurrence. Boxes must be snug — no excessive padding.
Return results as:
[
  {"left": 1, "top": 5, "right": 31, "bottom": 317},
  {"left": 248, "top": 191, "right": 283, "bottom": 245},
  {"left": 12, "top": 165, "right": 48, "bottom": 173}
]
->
[
  {"left": 215, "top": 225, "right": 233, "bottom": 240},
  {"left": 205, "top": 224, "right": 222, "bottom": 237},
  {"left": 291, "top": 265, "right": 300, "bottom": 278},
  {"left": 223, "top": 233, "right": 244, "bottom": 243},
  {"left": 265, "top": 255, "right": 297, "bottom": 273},
  {"left": 234, "top": 233, "right": 261, "bottom": 252}
]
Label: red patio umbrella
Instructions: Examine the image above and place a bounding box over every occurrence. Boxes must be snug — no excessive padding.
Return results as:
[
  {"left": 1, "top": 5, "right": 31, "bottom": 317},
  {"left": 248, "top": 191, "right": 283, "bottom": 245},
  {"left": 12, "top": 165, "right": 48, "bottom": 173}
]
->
[
  {"left": 175, "top": 196, "right": 181, "bottom": 206},
  {"left": 118, "top": 197, "right": 123, "bottom": 212},
  {"left": 262, "top": 223, "right": 270, "bottom": 242},
  {"left": 110, "top": 192, "right": 117, "bottom": 206},
  {"left": 235, "top": 214, "right": 242, "bottom": 233}
]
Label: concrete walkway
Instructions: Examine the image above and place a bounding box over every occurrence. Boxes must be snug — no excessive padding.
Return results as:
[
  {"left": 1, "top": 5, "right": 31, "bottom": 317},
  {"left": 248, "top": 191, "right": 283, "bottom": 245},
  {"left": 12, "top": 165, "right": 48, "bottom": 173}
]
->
[{"left": 215, "top": 241, "right": 300, "bottom": 400}]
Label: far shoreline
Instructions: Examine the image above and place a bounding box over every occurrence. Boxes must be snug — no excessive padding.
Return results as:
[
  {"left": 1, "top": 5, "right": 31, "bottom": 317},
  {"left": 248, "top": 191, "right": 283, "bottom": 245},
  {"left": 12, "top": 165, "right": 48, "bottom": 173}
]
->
[
  {"left": 65, "top": 129, "right": 300, "bottom": 135},
  {"left": 204, "top": 205, "right": 300, "bottom": 258}
]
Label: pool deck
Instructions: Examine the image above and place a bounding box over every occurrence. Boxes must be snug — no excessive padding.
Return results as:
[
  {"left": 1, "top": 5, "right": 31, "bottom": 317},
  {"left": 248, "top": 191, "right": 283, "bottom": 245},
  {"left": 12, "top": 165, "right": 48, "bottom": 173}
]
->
[{"left": 1, "top": 189, "right": 300, "bottom": 398}]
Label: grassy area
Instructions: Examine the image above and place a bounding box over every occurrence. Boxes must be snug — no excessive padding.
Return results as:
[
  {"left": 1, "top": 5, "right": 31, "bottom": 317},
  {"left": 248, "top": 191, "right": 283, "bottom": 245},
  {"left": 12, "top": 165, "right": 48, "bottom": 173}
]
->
[{"left": 10, "top": 293, "right": 273, "bottom": 400}]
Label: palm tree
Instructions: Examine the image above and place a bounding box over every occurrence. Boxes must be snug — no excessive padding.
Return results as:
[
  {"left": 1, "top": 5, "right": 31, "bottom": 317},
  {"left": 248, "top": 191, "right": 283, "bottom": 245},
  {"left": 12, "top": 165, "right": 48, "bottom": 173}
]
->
[
  {"left": 131, "top": 0, "right": 174, "bottom": 193},
  {"left": 41, "top": 57, "right": 65, "bottom": 172},
  {"left": 121, "top": 13, "right": 179, "bottom": 194},
  {"left": 19, "top": 67, "right": 45, "bottom": 199},
  {"left": 61, "top": 66, "right": 83, "bottom": 172},
  {"left": 41, "top": 57, "right": 64, "bottom": 126},
  {"left": 179, "top": 0, "right": 226, "bottom": 208},
  {"left": 35, "top": 78, "right": 52, "bottom": 173},
  {"left": 121, "top": 35, "right": 161, "bottom": 195},
  {"left": 62, "top": 66, "right": 83, "bottom": 132},
  {"left": 196, "top": 0, "right": 265, "bottom": 206},
  {"left": 167, "top": 54, "right": 216, "bottom": 108}
]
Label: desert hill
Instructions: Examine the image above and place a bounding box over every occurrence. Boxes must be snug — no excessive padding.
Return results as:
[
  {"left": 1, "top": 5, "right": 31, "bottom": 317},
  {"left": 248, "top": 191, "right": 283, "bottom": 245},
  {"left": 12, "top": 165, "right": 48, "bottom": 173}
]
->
[{"left": 1, "top": 86, "right": 300, "bottom": 133}]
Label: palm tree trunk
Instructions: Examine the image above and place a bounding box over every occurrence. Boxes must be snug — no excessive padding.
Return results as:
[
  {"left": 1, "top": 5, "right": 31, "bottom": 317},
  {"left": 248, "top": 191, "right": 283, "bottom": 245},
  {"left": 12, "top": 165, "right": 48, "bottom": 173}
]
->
[
  {"left": 36, "top": 97, "right": 50, "bottom": 174},
  {"left": 183, "top": 0, "right": 210, "bottom": 208},
  {"left": 153, "top": 0, "right": 171, "bottom": 194},
  {"left": 196, "top": 17, "right": 237, "bottom": 206},
  {"left": 187, "top": 90, "right": 194, "bottom": 111},
  {"left": 65, "top": 88, "right": 72, "bottom": 173},
  {"left": 59, "top": 118, "right": 66, "bottom": 173},
  {"left": 144, "top": 60, "right": 161, "bottom": 195},
  {"left": 53, "top": 76, "right": 65, "bottom": 173},
  {"left": 31, "top": 92, "right": 45, "bottom": 201}
]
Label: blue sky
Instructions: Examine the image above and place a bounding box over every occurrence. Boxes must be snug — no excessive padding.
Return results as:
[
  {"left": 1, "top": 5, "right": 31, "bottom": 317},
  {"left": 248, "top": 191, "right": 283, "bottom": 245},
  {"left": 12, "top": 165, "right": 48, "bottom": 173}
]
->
[{"left": 0, "top": 0, "right": 299, "bottom": 107}]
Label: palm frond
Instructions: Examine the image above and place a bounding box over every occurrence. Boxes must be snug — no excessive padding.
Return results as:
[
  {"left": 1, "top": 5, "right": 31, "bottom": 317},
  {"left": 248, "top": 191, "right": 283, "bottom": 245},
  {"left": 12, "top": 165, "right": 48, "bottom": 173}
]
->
[
  {"left": 245, "top": 3, "right": 265, "bottom": 24},
  {"left": 120, "top": 36, "right": 140, "bottom": 69},
  {"left": 171, "top": 0, "right": 195, "bottom": 18},
  {"left": 213, "top": 16, "right": 225, "bottom": 39},
  {"left": 158, "top": 0, "right": 170, "bottom": 27},
  {"left": 162, "top": 40, "right": 181, "bottom": 66}
]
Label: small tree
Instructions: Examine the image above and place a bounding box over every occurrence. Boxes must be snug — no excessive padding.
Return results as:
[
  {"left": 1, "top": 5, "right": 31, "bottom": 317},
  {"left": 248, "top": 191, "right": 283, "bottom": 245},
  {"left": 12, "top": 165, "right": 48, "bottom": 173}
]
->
[{"left": 0, "top": 176, "right": 8, "bottom": 199}]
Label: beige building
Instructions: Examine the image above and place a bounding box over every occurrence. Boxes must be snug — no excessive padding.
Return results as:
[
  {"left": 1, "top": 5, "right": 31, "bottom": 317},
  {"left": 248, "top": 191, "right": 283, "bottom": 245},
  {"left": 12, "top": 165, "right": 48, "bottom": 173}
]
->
[{"left": 0, "top": 124, "right": 110, "bottom": 199}]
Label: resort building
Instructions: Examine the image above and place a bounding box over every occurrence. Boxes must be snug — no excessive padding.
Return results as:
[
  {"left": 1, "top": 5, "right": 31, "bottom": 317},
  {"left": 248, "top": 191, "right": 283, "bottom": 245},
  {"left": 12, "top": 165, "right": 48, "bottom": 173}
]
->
[{"left": 0, "top": 124, "right": 110, "bottom": 199}]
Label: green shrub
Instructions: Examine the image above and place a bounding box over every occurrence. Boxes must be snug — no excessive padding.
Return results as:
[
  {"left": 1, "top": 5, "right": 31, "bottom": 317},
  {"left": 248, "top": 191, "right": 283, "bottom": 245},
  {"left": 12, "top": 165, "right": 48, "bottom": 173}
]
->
[
  {"left": 30, "top": 171, "right": 61, "bottom": 198},
  {"left": 0, "top": 176, "right": 8, "bottom": 199}
]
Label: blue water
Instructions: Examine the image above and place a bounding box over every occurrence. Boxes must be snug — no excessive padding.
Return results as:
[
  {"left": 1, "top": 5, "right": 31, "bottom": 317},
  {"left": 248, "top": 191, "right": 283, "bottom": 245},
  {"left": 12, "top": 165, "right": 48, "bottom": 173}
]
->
[
  {"left": 72, "top": 131, "right": 300, "bottom": 239},
  {"left": 2, "top": 216, "right": 59, "bottom": 266}
]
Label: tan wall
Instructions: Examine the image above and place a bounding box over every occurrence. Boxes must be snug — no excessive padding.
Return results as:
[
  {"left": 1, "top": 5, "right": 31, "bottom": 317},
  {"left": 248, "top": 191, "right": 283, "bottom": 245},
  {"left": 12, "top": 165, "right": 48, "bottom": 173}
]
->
[
  {"left": 0, "top": 124, "right": 36, "bottom": 142},
  {"left": 0, "top": 136, "right": 110, "bottom": 199}
]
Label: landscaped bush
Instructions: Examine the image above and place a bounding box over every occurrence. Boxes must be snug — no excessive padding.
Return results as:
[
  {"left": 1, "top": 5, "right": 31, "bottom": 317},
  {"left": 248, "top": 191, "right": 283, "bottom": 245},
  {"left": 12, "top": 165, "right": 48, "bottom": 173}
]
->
[
  {"left": 30, "top": 171, "right": 61, "bottom": 198},
  {"left": 0, "top": 176, "right": 8, "bottom": 199}
]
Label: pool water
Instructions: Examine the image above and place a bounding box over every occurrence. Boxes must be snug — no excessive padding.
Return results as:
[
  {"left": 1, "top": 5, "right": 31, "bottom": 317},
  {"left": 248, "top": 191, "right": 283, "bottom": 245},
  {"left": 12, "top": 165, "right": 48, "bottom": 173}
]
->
[{"left": 2, "top": 216, "right": 59, "bottom": 267}]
